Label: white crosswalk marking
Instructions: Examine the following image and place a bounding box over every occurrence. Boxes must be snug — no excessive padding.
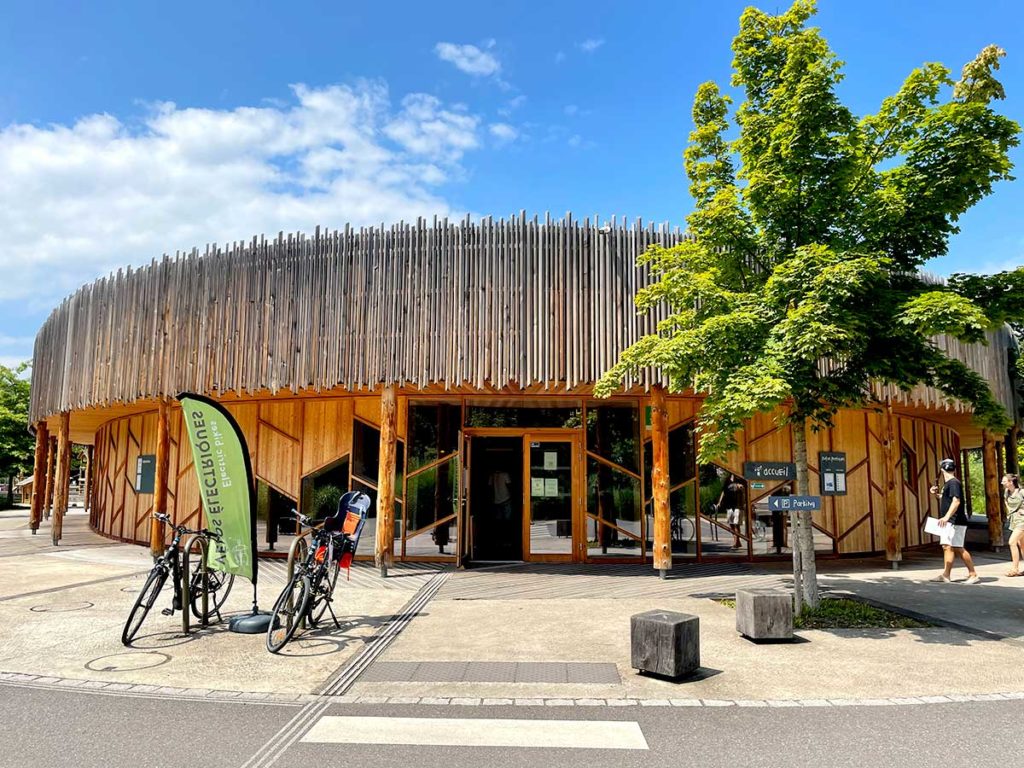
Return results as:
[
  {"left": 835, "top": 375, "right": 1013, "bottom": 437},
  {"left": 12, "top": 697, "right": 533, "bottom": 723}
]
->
[{"left": 301, "top": 715, "right": 649, "bottom": 750}]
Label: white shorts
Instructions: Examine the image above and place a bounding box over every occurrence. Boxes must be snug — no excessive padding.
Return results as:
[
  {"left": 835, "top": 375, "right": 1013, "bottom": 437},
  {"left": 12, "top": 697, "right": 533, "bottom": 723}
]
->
[
  {"left": 725, "top": 508, "right": 741, "bottom": 525},
  {"left": 940, "top": 524, "right": 967, "bottom": 549}
]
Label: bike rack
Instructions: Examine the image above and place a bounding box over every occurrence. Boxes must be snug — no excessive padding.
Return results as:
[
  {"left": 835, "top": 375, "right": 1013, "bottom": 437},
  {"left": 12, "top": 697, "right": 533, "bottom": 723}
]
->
[
  {"left": 286, "top": 531, "right": 311, "bottom": 630},
  {"left": 181, "top": 533, "right": 209, "bottom": 635}
]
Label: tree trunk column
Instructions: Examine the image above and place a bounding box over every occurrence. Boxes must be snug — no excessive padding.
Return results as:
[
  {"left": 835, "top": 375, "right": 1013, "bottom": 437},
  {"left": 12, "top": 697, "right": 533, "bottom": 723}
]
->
[
  {"left": 792, "top": 420, "right": 819, "bottom": 608},
  {"left": 983, "top": 430, "right": 1004, "bottom": 549},
  {"left": 29, "top": 422, "right": 49, "bottom": 534},
  {"left": 376, "top": 386, "right": 397, "bottom": 577},
  {"left": 151, "top": 399, "right": 170, "bottom": 558},
  {"left": 1007, "top": 428, "right": 1019, "bottom": 475},
  {"left": 84, "top": 445, "right": 94, "bottom": 522},
  {"left": 882, "top": 403, "right": 902, "bottom": 565},
  {"left": 52, "top": 411, "right": 71, "bottom": 546},
  {"left": 650, "top": 385, "right": 671, "bottom": 577},
  {"left": 44, "top": 435, "right": 56, "bottom": 520}
]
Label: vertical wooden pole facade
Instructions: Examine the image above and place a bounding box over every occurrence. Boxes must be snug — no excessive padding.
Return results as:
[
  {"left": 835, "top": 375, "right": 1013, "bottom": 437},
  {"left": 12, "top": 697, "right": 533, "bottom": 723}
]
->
[
  {"left": 650, "top": 385, "right": 671, "bottom": 577},
  {"left": 882, "top": 403, "right": 902, "bottom": 565},
  {"left": 983, "top": 429, "right": 1004, "bottom": 549},
  {"left": 376, "top": 386, "right": 397, "bottom": 577},
  {"left": 44, "top": 435, "right": 56, "bottom": 520},
  {"left": 51, "top": 411, "right": 71, "bottom": 545},
  {"left": 29, "top": 422, "right": 49, "bottom": 534},
  {"left": 150, "top": 399, "right": 170, "bottom": 558}
]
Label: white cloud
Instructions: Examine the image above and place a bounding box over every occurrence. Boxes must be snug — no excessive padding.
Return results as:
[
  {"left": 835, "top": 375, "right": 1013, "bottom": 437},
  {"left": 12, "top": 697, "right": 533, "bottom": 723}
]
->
[
  {"left": 568, "top": 134, "right": 583, "bottom": 148},
  {"left": 434, "top": 41, "right": 501, "bottom": 77},
  {"left": 489, "top": 123, "right": 519, "bottom": 143},
  {"left": 497, "top": 95, "right": 527, "bottom": 117},
  {"left": 0, "top": 80, "right": 485, "bottom": 311},
  {"left": 577, "top": 38, "right": 604, "bottom": 53},
  {"left": 554, "top": 51, "right": 566, "bottom": 64}
]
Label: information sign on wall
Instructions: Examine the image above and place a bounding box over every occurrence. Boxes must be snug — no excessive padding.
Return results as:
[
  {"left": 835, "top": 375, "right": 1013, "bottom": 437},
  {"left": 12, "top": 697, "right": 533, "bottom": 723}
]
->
[
  {"left": 819, "top": 452, "right": 847, "bottom": 496},
  {"left": 742, "top": 461, "right": 796, "bottom": 481},
  {"left": 135, "top": 455, "right": 156, "bottom": 494},
  {"left": 768, "top": 495, "right": 822, "bottom": 512}
]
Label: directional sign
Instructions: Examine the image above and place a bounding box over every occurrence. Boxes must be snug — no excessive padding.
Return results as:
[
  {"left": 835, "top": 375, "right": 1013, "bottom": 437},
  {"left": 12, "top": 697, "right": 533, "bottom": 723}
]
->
[
  {"left": 743, "top": 461, "right": 796, "bottom": 481},
  {"left": 768, "top": 495, "right": 821, "bottom": 512}
]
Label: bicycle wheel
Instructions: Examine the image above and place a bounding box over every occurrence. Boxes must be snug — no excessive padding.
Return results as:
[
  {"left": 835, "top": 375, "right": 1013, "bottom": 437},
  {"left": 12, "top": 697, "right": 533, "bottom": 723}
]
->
[
  {"left": 122, "top": 568, "right": 168, "bottom": 646},
  {"left": 266, "top": 574, "right": 311, "bottom": 653},
  {"left": 682, "top": 517, "right": 696, "bottom": 541},
  {"left": 188, "top": 565, "right": 236, "bottom": 621},
  {"left": 306, "top": 564, "right": 340, "bottom": 628}
]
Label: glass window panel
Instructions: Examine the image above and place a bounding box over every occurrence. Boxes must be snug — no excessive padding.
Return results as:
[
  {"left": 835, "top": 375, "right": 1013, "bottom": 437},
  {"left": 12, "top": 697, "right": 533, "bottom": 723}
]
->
[
  {"left": 351, "top": 419, "right": 404, "bottom": 499},
  {"left": 751, "top": 485, "right": 793, "bottom": 556},
  {"left": 408, "top": 403, "right": 461, "bottom": 472},
  {"left": 528, "top": 441, "right": 573, "bottom": 554},
  {"left": 698, "top": 464, "right": 748, "bottom": 558},
  {"left": 642, "top": 482, "right": 697, "bottom": 559},
  {"left": 586, "top": 456, "right": 642, "bottom": 560},
  {"left": 255, "top": 481, "right": 297, "bottom": 553},
  {"left": 300, "top": 455, "right": 350, "bottom": 520},
  {"left": 351, "top": 478, "right": 400, "bottom": 558},
  {"left": 642, "top": 423, "right": 696, "bottom": 501},
  {"left": 585, "top": 404, "right": 640, "bottom": 473},
  {"left": 404, "top": 519, "right": 457, "bottom": 560},
  {"left": 406, "top": 458, "right": 458, "bottom": 535},
  {"left": 465, "top": 403, "right": 582, "bottom": 429}
]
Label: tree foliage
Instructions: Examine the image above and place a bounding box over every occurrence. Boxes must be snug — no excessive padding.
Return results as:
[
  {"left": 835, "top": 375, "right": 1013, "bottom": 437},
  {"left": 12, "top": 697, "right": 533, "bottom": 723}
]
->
[
  {"left": 0, "top": 363, "right": 33, "bottom": 499},
  {"left": 597, "top": 0, "right": 1020, "bottom": 606},
  {"left": 598, "top": 0, "right": 1019, "bottom": 455}
]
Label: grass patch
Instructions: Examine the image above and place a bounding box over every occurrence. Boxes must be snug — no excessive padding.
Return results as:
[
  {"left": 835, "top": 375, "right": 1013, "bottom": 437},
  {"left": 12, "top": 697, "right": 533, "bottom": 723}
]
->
[{"left": 715, "top": 597, "right": 932, "bottom": 629}]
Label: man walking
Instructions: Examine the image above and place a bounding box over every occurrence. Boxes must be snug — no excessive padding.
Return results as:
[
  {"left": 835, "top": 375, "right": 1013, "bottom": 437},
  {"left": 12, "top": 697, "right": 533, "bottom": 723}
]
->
[{"left": 930, "top": 458, "right": 980, "bottom": 584}]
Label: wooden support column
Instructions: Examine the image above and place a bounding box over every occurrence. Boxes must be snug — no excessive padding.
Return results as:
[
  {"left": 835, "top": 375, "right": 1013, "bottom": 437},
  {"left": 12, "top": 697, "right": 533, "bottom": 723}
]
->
[
  {"left": 650, "top": 384, "right": 671, "bottom": 577},
  {"left": 51, "top": 411, "right": 71, "bottom": 546},
  {"left": 150, "top": 399, "right": 170, "bottom": 558},
  {"left": 882, "top": 402, "right": 902, "bottom": 565},
  {"left": 962, "top": 448, "right": 973, "bottom": 515},
  {"left": 44, "top": 435, "right": 57, "bottom": 520},
  {"left": 29, "top": 422, "right": 49, "bottom": 534},
  {"left": 375, "top": 386, "right": 397, "bottom": 577},
  {"left": 83, "top": 445, "right": 93, "bottom": 521},
  {"left": 983, "top": 429, "right": 1004, "bottom": 549},
  {"left": 1007, "top": 428, "right": 1019, "bottom": 475}
]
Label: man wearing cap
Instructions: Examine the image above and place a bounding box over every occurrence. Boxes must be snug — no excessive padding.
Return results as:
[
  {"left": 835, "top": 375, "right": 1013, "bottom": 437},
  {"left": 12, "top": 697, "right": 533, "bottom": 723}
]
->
[{"left": 929, "top": 458, "right": 980, "bottom": 584}]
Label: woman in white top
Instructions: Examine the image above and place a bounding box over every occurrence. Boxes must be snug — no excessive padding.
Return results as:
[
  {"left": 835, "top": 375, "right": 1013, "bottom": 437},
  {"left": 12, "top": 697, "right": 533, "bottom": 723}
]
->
[{"left": 1003, "top": 474, "right": 1024, "bottom": 576}]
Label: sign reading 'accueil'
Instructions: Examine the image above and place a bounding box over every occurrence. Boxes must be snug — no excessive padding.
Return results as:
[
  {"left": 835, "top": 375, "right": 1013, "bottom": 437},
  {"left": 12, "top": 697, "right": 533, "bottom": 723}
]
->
[
  {"left": 768, "top": 495, "right": 822, "bottom": 512},
  {"left": 743, "top": 461, "right": 796, "bottom": 481}
]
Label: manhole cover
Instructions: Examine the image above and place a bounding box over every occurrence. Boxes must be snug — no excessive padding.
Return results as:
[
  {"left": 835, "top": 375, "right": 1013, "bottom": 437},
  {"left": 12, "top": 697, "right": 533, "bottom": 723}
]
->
[
  {"left": 86, "top": 651, "right": 171, "bottom": 672},
  {"left": 30, "top": 601, "right": 94, "bottom": 613}
]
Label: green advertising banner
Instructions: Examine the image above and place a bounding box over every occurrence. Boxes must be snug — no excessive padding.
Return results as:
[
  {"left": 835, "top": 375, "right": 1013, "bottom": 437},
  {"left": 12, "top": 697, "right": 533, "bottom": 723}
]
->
[{"left": 178, "top": 394, "right": 257, "bottom": 584}]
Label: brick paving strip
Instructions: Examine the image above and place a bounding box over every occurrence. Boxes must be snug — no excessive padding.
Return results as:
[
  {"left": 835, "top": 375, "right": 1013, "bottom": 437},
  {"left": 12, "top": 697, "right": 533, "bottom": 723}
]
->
[{"left": 4, "top": 671, "right": 1023, "bottom": 710}]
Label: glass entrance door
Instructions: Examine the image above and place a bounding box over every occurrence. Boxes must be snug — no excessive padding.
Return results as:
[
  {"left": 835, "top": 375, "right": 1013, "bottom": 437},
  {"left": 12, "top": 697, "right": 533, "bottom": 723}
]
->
[{"left": 524, "top": 436, "right": 581, "bottom": 561}]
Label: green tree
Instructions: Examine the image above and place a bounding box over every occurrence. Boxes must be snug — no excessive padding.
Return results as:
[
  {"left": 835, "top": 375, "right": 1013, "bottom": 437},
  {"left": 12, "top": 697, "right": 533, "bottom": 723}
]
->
[
  {"left": 597, "top": 0, "right": 1019, "bottom": 609},
  {"left": 0, "top": 363, "right": 33, "bottom": 507}
]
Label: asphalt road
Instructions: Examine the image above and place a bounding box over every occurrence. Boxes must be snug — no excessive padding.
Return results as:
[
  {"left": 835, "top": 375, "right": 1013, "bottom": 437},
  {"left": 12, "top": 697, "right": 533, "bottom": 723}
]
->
[{"left": 3, "top": 683, "right": 1017, "bottom": 768}]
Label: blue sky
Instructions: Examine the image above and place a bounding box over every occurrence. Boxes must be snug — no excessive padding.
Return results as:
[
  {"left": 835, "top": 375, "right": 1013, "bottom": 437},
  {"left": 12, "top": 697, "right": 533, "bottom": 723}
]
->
[{"left": 0, "top": 0, "right": 1021, "bottom": 369}]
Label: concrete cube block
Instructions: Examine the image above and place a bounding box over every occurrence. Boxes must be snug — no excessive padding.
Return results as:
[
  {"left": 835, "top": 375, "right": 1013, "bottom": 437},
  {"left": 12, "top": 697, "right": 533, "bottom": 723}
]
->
[
  {"left": 736, "top": 589, "right": 793, "bottom": 640},
  {"left": 630, "top": 610, "right": 699, "bottom": 679}
]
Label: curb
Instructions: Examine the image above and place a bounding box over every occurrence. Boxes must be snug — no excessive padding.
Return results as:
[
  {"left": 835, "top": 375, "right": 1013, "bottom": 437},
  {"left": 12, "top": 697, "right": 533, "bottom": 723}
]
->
[{"left": 4, "top": 672, "right": 1023, "bottom": 710}]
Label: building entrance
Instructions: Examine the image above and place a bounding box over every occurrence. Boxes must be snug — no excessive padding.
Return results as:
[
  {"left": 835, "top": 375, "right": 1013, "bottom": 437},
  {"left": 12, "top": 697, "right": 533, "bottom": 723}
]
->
[{"left": 468, "top": 437, "right": 523, "bottom": 561}]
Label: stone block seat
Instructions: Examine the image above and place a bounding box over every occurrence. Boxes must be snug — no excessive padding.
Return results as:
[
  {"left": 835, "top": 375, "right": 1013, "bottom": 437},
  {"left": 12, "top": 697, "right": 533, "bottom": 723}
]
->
[
  {"left": 735, "top": 588, "right": 793, "bottom": 641},
  {"left": 630, "top": 610, "right": 699, "bottom": 679}
]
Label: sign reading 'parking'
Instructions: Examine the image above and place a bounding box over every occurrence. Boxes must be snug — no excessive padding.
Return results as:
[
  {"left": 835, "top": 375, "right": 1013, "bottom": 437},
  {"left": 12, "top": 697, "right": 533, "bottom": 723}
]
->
[{"left": 768, "top": 495, "right": 822, "bottom": 512}]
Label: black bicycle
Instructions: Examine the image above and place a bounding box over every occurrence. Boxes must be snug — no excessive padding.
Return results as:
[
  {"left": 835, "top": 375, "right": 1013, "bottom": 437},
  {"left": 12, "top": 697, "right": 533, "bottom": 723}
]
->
[
  {"left": 121, "top": 512, "right": 235, "bottom": 645},
  {"left": 266, "top": 493, "right": 368, "bottom": 653}
]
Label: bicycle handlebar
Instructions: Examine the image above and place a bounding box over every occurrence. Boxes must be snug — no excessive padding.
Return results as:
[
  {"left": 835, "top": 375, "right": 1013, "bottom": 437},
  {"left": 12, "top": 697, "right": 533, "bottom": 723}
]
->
[{"left": 154, "top": 512, "right": 222, "bottom": 541}]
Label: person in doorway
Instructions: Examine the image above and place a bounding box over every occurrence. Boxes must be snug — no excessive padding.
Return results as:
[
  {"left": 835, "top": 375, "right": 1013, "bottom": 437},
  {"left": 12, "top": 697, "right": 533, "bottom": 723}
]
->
[
  {"left": 717, "top": 474, "right": 745, "bottom": 550},
  {"left": 488, "top": 468, "right": 513, "bottom": 556},
  {"left": 929, "top": 458, "right": 980, "bottom": 584},
  {"left": 1002, "top": 474, "right": 1024, "bottom": 576}
]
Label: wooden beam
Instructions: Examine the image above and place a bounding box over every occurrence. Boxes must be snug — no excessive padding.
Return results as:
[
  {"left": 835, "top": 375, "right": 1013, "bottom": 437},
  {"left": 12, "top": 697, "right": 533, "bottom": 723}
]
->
[
  {"left": 29, "top": 422, "right": 49, "bottom": 534},
  {"left": 44, "top": 435, "right": 57, "bottom": 521},
  {"left": 882, "top": 402, "right": 902, "bottom": 564},
  {"left": 52, "top": 411, "right": 71, "bottom": 546},
  {"left": 650, "top": 384, "right": 671, "bottom": 576},
  {"left": 83, "top": 445, "right": 93, "bottom": 520},
  {"left": 375, "top": 385, "right": 397, "bottom": 577},
  {"left": 983, "top": 429, "right": 1004, "bottom": 549},
  {"left": 150, "top": 399, "right": 170, "bottom": 558}
]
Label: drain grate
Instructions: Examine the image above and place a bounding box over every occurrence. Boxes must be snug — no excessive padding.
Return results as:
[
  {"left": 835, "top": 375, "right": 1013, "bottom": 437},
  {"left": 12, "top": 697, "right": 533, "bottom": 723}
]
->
[{"left": 359, "top": 660, "right": 621, "bottom": 684}]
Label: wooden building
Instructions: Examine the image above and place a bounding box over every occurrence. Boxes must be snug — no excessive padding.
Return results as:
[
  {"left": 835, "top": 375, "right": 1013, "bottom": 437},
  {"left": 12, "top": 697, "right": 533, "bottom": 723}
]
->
[{"left": 27, "top": 215, "right": 1020, "bottom": 568}]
